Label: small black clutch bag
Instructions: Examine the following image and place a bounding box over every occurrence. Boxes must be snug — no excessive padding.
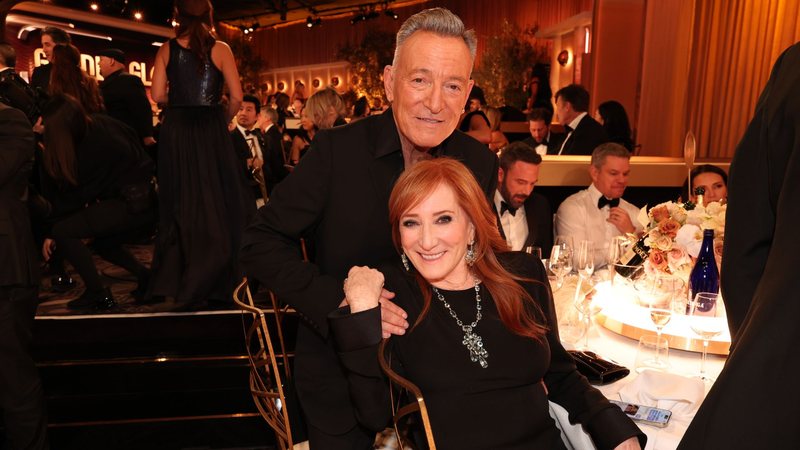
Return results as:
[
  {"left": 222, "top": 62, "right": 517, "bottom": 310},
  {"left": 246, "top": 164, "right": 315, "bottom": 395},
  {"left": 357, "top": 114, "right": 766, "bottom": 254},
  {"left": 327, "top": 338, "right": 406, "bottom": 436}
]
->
[{"left": 568, "top": 350, "right": 630, "bottom": 385}]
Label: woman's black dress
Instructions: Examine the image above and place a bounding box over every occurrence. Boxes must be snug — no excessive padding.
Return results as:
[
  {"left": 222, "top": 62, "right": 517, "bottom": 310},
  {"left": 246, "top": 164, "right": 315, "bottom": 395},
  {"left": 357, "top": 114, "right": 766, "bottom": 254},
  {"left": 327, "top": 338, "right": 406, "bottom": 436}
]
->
[
  {"left": 330, "top": 252, "right": 644, "bottom": 450},
  {"left": 149, "top": 39, "right": 254, "bottom": 303}
]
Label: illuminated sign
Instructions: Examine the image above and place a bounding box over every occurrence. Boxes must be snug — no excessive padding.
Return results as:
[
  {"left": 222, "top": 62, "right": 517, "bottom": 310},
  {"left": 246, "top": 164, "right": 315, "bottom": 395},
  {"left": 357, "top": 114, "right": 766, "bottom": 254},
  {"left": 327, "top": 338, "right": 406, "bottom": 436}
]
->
[{"left": 33, "top": 48, "right": 154, "bottom": 86}]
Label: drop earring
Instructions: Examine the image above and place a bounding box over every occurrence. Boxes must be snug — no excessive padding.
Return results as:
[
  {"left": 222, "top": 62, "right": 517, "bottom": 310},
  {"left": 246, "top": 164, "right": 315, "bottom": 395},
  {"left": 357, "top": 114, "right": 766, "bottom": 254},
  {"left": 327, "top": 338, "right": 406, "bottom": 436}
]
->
[
  {"left": 465, "top": 241, "right": 476, "bottom": 266},
  {"left": 401, "top": 252, "right": 410, "bottom": 271}
]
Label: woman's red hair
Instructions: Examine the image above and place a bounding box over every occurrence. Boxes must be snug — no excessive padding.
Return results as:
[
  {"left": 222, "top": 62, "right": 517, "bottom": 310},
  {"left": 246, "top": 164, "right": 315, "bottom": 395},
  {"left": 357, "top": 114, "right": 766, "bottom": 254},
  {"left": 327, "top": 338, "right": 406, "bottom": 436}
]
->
[{"left": 388, "top": 158, "right": 547, "bottom": 340}]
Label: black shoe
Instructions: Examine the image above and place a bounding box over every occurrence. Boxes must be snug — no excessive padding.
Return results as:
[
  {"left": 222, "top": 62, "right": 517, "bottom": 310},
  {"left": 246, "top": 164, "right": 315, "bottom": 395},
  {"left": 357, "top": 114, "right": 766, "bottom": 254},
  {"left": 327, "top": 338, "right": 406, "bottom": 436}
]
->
[
  {"left": 67, "top": 288, "right": 116, "bottom": 311},
  {"left": 51, "top": 274, "right": 76, "bottom": 292}
]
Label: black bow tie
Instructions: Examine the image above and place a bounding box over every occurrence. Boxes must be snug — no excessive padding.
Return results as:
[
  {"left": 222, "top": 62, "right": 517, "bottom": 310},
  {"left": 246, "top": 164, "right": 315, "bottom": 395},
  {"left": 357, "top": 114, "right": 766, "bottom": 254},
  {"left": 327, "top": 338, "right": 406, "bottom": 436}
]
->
[
  {"left": 500, "top": 201, "right": 518, "bottom": 216},
  {"left": 598, "top": 197, "right": 620, "bottom": 209},
  {"left": 244, "top": 129, "right": 259, "bottom": 136},
  {"left": 564, "top": 125, "right": 574, "bottom": 134}
]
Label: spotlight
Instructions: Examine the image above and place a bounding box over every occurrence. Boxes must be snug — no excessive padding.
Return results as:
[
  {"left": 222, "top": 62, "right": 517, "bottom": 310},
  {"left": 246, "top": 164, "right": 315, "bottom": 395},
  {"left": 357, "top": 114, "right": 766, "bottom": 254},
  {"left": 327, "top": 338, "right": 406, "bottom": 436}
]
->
[
  {"left": 385, "top": 9, "right": 398, "bottom": 20},
  {"left": 133, "top": 11, "right": 143, "bottom": 20},
  {"left": 89, "top": 3, "right": 99, "bottom": 11},
  {"left": 306, "top": 16, "right": 314, "bottom": 28},
  {"left": 170, "top": 19, "right": 178, "bottom": 27}
]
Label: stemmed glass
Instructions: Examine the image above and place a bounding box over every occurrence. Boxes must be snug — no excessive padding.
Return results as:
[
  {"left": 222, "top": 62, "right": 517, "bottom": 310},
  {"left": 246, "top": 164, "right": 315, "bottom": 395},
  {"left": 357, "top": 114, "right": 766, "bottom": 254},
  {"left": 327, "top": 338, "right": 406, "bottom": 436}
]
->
[
  {"left": 548, "top": 236, "right": 573, "bottom": 290},
  {"left": 576, "top": 240, "right": 595, "bottom": 280},
  {"left": 573, "top": 281, "right": 601, "bottom": 350},
  {"left": 635, "top": 276, "right": 685, "bottom": 370},
  {"left": 688, "top": 292, "right": 725, "bottom": 381}
]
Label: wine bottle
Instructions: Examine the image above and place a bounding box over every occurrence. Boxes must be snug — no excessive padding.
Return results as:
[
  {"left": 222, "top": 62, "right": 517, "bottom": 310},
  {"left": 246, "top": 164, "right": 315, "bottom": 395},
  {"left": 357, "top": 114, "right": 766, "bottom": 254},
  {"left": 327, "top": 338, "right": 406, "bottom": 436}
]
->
[
  {"left": 614, "top": 235, "right": 650, "bottom": 278},
  {"left": 689, "top": 229, "right": 719, "bottom": 313}
]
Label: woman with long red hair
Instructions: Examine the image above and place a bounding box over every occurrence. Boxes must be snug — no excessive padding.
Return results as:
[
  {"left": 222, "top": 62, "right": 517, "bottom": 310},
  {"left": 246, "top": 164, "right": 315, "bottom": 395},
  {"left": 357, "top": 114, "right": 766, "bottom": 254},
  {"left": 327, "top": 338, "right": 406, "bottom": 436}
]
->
[{"left": 331, "top": 158, "right": 644, "bottom": 449}]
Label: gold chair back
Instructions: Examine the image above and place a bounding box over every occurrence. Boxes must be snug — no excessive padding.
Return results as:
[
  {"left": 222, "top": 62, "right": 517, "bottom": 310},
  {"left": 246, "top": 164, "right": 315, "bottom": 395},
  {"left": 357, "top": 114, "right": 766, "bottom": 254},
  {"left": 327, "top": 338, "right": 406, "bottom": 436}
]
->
[
  {"left": 233, "top": 278, "right": 294, "bottom": 450},
  {"left": 378, "top": 338, "right": 437, "bottom": 450}
]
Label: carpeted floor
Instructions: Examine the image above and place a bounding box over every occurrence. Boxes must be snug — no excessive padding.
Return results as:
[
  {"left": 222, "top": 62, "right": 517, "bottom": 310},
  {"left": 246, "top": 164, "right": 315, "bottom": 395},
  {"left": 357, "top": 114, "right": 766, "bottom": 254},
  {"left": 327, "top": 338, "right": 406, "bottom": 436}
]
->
[{"left": 36, "top": 243, "right": 241, "bottom": 316}]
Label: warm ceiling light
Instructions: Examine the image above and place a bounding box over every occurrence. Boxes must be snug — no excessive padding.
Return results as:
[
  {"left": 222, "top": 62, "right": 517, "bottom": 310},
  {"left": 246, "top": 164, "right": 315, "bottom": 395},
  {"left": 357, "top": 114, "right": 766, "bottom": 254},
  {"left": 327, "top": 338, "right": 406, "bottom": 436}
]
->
[
  {"left": 306, "top": 16, "right": 314, "bottom": 28},
  {"left": 89, "top": 3, "right": 99, "bottom": 11},
  {"left": 133, "top": 11, "right": 143, "bottom": 20}
]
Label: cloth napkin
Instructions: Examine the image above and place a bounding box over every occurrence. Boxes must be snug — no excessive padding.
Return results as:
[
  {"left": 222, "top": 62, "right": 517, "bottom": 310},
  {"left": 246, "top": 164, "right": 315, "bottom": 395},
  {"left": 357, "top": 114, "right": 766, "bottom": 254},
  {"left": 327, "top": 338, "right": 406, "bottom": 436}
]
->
[{"left": 618, "top": 370, "right": 704, "bottom": 418}]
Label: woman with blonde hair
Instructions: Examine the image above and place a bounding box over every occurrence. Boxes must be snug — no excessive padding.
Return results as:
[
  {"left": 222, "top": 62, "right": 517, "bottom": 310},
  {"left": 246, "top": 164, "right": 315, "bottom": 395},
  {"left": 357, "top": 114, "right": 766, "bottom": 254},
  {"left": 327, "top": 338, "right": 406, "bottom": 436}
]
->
[
  {"left": 290, "top": 87, "right": 347, "bottom": 164},
  {"left": 331, "top": 158, "right": 644, "bottom": 450},
  {"left": 484, "top": 106, "right": 509, "bottom": 152}
]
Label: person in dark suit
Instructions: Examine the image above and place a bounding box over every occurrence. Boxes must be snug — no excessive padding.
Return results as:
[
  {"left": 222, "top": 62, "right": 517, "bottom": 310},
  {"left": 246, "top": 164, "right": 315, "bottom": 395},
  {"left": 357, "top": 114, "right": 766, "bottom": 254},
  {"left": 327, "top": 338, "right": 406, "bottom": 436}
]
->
[
  {"left": 97, "top": 48, "right": 155, "bottom": 147},
  {"left": 30, "top": 26, "right": 71, "bottom": 95},
  {"left": 0, "top": 102, "right": 48, "bottom": 450},
  {"left": 554, "top": 84, "right": 609, "bottom": 155},
  {"left": 522, "top": 107, "right": 565, "bottom": 155},
  {"left": 0, "top": 43, "right": 41, "bottom": 125},
  {"left": 240, "top": 8, "right": 499, "bottom": 449},
  {"left": 678, "top": 42, "right": 800, "bottom": 450},
  {"left": 39, "top": 94, "right": 155, "bottom": 310},
  {"left": 494, "top": 141, "right": 553, "bottom": 257},
  {"left": 231, "top": 94, "right": 288, "bottom": 200}
]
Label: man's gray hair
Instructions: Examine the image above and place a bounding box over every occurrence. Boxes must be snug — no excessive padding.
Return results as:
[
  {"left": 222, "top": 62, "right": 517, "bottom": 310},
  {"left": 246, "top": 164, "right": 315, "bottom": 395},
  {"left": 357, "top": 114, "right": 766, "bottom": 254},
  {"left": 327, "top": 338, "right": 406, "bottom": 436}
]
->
[
  {"left": 263, "top": 107, "right": 278, "bottom": 124},
  {"left": 591, "top": 142, "right": 631, "bottom": 168},
  {"left": 392, "top": 8, "right": 477, "bottom": 67}
]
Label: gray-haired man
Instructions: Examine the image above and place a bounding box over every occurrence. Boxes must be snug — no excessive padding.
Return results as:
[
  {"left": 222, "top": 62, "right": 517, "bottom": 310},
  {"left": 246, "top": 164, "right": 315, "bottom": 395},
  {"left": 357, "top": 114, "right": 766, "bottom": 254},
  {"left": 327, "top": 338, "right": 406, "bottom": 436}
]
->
[{"left": 241, "top": 8, "right": 498, "bottom": 449}]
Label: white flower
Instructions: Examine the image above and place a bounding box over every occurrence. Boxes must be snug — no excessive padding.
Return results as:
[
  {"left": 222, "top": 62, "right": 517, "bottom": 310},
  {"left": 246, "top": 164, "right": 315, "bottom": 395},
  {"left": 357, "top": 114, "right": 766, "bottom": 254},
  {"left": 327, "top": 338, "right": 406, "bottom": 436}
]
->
[{"left": 676, "top": 224, "right": 702, "bottom": 257}]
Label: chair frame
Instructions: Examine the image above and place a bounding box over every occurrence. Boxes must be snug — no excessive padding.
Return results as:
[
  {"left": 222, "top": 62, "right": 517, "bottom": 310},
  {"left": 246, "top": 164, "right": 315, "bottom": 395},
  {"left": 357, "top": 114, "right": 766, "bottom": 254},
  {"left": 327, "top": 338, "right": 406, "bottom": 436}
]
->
[
  {"left": 378, "top": 338, "right": 437, "bottom": 450},
  {"left": 233, "top": 278, "right": 294, "bottom": 450}
]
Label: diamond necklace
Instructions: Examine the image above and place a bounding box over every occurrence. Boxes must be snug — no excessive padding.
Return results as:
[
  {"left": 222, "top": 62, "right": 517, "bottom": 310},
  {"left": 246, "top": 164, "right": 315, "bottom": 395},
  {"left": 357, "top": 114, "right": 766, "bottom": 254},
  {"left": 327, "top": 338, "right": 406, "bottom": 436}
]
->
[{"left": 432, "top": 279, "right": 489, "bottom": 369}]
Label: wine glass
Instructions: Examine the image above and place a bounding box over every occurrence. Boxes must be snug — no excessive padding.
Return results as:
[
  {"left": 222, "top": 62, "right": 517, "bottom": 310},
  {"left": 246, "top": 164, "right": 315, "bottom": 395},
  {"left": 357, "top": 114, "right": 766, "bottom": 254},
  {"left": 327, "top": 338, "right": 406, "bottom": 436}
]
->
[
  {"left": 576, "top": 240, "right": 595, "bottom": 279},
  {"left": 688, "top": 292, "right": 725, "bottom": 381},
  {"left": 573, "top": 281, "right": 601, "bottom": 349},
  {"left": 524, "top": 245, "right": 542, "bottom": 260},
  {"left": 548, "top": 236, "right": 573, "bottom": 290},
  {"left": 635, "top": 277, "right": 685, "bottom": 370}
]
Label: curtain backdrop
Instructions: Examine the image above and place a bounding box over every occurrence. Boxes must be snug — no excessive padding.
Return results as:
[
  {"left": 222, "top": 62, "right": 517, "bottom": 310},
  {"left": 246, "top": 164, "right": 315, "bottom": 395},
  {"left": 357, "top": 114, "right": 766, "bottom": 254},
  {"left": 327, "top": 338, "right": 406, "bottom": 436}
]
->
[{"left": 685, "top": 0, "right": 800, "bottom": 158}]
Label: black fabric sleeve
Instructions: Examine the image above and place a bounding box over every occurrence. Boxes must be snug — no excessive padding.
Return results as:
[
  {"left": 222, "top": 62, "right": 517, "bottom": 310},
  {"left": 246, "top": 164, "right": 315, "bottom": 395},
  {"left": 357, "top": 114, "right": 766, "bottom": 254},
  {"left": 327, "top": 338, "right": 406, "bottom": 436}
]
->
[
  {"left": 328, "top": 305, "right": 394, "bottom": 432},
  {"left": 240, "top": 131, "right": 341, "bottom": 337}
]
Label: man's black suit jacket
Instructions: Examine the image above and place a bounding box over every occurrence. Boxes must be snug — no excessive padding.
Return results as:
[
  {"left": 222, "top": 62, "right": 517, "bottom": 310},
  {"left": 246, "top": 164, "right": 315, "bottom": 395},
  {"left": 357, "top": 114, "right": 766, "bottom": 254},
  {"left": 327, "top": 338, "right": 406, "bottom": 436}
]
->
[
  {"left": 240, "top": 108, "right": 499, "bottom": 434},
  {"left": 678, "top": 42, "right": 800, "bottom": 450},
  {"left": 494, "top": 192, "right": 553, "bottom": 257},
  {"left": 522, "top": 131, "right": 567, "bottom": 155},
  {"left": 99, "top": 70, "right": 154, "bottom": 140},
  {"left": 559, "top": 114, "right": 609, "bottom": 155},
  {"left": 30, "top": 64, "right": 51, "bottom": 96},
  {"left": 0, "top": 104, "right": 38, "bottom": 287},
  {"left": 230, "top": 126, "right": 288, "bottom": 195}
]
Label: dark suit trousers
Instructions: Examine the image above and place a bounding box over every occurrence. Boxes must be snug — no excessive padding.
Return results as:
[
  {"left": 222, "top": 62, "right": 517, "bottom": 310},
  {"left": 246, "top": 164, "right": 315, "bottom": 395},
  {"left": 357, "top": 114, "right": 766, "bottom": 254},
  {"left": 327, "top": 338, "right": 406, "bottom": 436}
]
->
[
  {"left": 0, "top": 285, "right": 48, "bottom": 450},
  {"left": 51, "top": 199, "right": 154, "bottom": 292}
]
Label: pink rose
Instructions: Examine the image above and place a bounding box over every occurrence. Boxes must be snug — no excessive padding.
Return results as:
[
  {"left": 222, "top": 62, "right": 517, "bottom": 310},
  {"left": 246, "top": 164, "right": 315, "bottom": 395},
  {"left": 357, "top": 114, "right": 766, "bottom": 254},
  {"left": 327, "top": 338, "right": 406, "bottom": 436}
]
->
[
  {"left": 658, "top": 219, "right": 681, "bottom": 239},
  {"left": 649, "top": 250, "right": 668, "bottom": 272},
  {"left": 651, "top": 205, "right": 670, "bottom": 223}
]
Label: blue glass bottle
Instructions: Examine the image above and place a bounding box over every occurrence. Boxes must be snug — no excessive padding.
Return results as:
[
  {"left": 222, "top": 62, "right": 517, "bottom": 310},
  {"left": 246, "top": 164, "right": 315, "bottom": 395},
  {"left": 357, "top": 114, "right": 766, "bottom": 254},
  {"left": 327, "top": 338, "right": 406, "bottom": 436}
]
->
[{"left": 689, "top": 229, "right": 719, "bottom": 313}]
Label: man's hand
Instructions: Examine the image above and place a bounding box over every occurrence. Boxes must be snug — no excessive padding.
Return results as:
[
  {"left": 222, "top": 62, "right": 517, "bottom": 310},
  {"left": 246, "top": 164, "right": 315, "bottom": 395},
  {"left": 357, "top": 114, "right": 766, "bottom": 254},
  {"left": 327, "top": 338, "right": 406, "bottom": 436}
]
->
[
  {"left": 343, "top": 266, "right": 385, "bottom": 313},
  {"left": 143, "top": 136, "right": 157, "bottom": 146},
  {"left": 607, "top": 206, "right": 636, "bottom": 234},
  {"left": 378, "top": 289, "right": 408, "bottom": 338}
]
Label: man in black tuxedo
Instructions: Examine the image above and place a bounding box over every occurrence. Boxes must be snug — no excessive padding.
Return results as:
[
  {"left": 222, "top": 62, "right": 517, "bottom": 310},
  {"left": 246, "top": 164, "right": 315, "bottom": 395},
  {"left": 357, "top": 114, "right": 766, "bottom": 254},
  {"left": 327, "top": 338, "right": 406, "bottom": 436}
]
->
[
  {"left": 30, "top": 26, "right": 71, "bottom": 95},
  {"left": 230, "top": 95, "right": 288, "bottom": 200},
  {"left": 240, "top": 8, "right": 498, "bottom": 449},
  {"left": 494, "top": 141, "right": 553, "bottom": 257},
  {"left": 0, "top": 102, "right": 48, "bottom": 449},
  {"left": 97, "top": 48, "right": 155, "bottom": 147},
  {"left": 522, "top": 107, "right": 566, "bottom": 155},
  {"left": 554, "top": 84, "right": 608, "bottom": 155},
  {"left": 678, "top": 42, "right": 800, "bottom": 450},
  {"left": 0, "top": 43, "right": 40, "bottom": 125}
]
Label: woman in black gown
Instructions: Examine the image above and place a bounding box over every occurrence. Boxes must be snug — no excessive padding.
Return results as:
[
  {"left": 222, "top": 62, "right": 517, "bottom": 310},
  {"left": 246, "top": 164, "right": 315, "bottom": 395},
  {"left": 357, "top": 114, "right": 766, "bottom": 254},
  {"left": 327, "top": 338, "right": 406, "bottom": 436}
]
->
[
  {"left": 330, "top": 159, "right": 644, "bottom": 450},
  {"left": 148, "top": 0, "right": 254, "bottom": 308}
]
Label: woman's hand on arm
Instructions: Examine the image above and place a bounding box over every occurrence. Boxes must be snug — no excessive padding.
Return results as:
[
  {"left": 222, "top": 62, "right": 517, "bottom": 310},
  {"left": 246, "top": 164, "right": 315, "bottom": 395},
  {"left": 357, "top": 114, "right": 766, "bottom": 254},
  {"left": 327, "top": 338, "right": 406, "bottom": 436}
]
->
[{"left": 343, "top": 266, "right": 384, "bottom": 313}]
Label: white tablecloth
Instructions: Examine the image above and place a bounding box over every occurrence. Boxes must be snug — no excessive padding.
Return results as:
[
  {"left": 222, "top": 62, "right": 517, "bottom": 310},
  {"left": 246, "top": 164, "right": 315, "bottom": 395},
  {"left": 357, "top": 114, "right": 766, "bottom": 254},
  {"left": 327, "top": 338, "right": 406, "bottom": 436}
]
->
[{"left": 551, "top": 275, "right": 726, "bottom": 450}]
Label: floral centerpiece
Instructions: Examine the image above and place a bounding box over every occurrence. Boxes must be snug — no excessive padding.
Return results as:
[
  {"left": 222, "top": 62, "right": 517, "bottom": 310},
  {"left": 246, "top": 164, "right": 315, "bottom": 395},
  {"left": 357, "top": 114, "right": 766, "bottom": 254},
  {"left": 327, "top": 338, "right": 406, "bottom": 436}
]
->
[{"left": 635, "top": 201, "right": 727, "bottom": 279}]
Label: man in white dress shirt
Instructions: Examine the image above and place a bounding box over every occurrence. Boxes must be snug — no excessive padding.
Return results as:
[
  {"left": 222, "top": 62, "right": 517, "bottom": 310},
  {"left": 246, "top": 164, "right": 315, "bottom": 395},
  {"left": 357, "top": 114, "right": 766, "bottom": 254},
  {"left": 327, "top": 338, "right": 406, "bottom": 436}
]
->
[
  {"left": 555, "top": 143, "right": 641, "bottom": 266},
  {"left": 494, "top": 141, "right": 553, "bottom": 255}
]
